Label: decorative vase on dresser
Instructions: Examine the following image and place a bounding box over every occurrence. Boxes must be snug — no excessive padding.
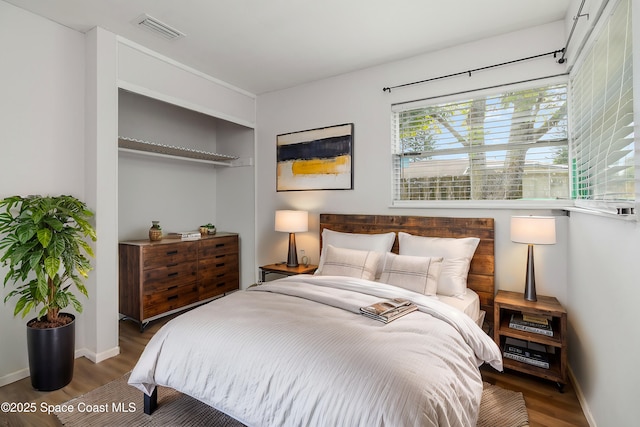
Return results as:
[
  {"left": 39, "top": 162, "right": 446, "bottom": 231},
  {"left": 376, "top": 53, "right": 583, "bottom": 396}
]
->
[{"left": 149, "top": 221, "right": 163, "bottom": 241}]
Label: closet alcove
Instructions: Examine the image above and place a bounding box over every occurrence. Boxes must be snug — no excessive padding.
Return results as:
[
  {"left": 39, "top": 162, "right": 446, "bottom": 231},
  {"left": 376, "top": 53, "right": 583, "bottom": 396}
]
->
[{"left": 117, "top": 89, "right": 255, "bottom": 289}]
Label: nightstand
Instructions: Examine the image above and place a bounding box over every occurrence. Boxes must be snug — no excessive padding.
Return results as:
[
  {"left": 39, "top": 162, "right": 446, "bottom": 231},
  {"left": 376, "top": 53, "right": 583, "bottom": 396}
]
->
[
  {"left": 259, "top": 263, "right": 318, "bottom": 282},
  {"left": 494, "top": 290, "right": 567, "bottom": 391}
]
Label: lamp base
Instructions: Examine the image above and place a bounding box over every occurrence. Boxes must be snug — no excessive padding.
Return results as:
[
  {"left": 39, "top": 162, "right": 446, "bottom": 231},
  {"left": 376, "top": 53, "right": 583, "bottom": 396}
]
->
[
  {"left": 524, "top": 244, "right": 537, "bottom": 302},
  {"left": 286, "top": 232, "right": 299, "bottom": 267}
]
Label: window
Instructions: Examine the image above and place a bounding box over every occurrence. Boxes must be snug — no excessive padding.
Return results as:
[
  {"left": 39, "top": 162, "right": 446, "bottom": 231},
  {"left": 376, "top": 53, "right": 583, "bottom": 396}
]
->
[
  {"left": 392, "top": 83, "right": 569, "bottom": 202},
  {"left": 391, "top": 0, "right": 635, "bottom": 212},
  {"left": 569, "top": 0, "right": 634, "bottom": 209}
]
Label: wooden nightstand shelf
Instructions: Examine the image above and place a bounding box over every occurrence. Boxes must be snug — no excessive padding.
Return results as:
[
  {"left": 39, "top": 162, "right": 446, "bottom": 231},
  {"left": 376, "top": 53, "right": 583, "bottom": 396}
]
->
[
  {"left": 259, "top": 263, "right": 318, "bottom": 282},
  {"left": 494, "top": 290, "right": 567, "bottom": 391}
]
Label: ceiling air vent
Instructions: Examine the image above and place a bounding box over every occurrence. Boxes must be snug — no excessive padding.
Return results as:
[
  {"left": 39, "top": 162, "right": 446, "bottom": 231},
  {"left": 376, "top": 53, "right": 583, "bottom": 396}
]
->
[{"left": 134, "top": 14, "right": 185, "bottom": 40}]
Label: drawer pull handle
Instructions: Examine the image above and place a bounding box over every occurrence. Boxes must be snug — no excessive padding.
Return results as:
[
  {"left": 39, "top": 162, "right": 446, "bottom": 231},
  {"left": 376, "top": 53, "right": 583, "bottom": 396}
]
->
[
  {"left": 167, "top": 285, "right": 178, "bottom": 290},
  {"left": 216, "top": 282, "right": 226, "bottom": 288},
  {"left": 167, "top": 295, "right": 178, "bottom": 301},
  {"left": 216, "top": 263, "right": 225, "bottom": 268},
  {"left": 217, "top": 274, "right": 225, "bottom": 278},
  {"left": 167, "top": 263, "right": 178, "bottom": 267},
  {"left": 168, "top": 272, "right": 178, "bottom": 277},
  {"left": 215, "top": 255, "right": 225, "bottom": 258},
  {"left": 166, "top": 250, "right": 178, "bottom": 255},
  {"left": 216, "top": 243, "right": 225, "bottom": 248}
]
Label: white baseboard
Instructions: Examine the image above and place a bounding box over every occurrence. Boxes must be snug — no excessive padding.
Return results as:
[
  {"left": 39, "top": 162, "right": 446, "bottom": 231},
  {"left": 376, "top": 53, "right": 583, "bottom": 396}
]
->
[
  {"left": 78, "top": 345, "right": 120, "bottom": 363},
  {"left": 0, "top": 368, "right": 29, "bottom": 388},
  {"left": 0, "top": 347, "right": 120, "bottom": 388},
  {"left": 568, "top": 366, "right": 597, "bottom": 427}
]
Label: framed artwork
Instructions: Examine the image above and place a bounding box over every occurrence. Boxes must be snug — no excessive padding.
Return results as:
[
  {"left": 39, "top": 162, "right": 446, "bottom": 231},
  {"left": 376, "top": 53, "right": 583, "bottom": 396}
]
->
[{"left": 277, "top": 123, "right": 354, "bottom": 191}]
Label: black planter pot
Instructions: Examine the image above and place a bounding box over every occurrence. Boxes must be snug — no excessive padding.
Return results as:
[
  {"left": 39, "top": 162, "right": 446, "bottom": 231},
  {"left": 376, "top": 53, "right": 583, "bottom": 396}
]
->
[{"left": 26, "top": 313, "right": 75, "bottom": 391}]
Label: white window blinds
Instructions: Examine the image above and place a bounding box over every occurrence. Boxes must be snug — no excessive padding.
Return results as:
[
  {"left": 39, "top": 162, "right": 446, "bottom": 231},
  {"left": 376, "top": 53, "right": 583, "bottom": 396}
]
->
[
  {"left": 392, "top": 83, "right": 569, "bottom": 202},
  {"left": 569, "top": 0, "right": 634, "bottom": 207}
]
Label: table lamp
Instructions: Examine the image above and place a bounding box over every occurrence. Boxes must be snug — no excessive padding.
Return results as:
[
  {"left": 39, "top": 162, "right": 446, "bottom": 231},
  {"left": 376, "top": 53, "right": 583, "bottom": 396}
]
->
[
  {"left": 275, "top": 210, "right": 308, "bottom": 267},
  {"left": 510, "top": 216, "right": 556, "bottom": 302}
]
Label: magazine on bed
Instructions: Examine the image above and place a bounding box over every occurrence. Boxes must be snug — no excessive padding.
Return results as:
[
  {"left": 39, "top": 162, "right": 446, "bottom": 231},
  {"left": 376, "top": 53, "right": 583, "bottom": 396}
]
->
[{"left": 360, "top": 298, "right": 418, "bottom": 323}]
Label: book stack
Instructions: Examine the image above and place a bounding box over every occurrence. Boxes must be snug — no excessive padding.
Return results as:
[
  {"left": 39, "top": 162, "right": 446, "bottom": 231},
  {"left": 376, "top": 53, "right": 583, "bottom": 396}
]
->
[
  {"left": 169, "top": 231, "right": 202, "bottom": 240},
  {"left": 360, "top": 298, "right": 418, "bottom": 323},
  {"left": 508, "top": 313, "right": 553, "bottom": 336},
  {"left": 503, "top": 337, "right": 550, "bottom": 369}
]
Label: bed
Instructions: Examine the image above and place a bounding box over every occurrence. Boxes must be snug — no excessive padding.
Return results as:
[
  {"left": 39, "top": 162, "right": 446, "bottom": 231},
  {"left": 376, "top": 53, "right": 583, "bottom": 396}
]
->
[
  {"left": 317, "top": 214, "right": 496, "bottom": 319},
  {"left": 128, "top": 214, "right": 502, "bottom": 426}
]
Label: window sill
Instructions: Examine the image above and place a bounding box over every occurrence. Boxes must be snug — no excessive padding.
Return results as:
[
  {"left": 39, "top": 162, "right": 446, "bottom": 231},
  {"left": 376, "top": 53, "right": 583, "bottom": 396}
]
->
[
  {"left": 563, "top": 207, "right": 637, "bottom": 221},
  {"left": 390, "top": 200, "right": 637, "bottom": 221},
  {"left": 390, "top": 200, "right": 572, "bottom": 210}
]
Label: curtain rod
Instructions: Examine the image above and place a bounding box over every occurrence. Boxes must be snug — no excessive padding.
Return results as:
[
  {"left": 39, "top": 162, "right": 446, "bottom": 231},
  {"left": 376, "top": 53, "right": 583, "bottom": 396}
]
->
[
  {"left": 382, "top": 49, "right": 565, "bottom": 93},
  {"left": 390, "top": 73, "right": 569, "bottom": 108},
  {"left": 559, "top": 0, "right": 588, "bottom": 64}
]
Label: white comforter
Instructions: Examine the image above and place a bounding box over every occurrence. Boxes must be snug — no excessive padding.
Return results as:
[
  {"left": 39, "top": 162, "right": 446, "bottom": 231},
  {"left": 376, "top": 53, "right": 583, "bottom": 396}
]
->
[{"left": 129, "top": 275, "right": 502, "bottom": 427}]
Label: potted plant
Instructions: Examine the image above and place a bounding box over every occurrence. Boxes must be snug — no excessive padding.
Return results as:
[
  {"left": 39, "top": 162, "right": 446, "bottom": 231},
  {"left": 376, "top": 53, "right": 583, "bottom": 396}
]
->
[
  {"left": 0, "top": 195, "right": 96, "bottom": 391},
  {"left": 200, "top": 223, "right": 216, "bottom": 235}
]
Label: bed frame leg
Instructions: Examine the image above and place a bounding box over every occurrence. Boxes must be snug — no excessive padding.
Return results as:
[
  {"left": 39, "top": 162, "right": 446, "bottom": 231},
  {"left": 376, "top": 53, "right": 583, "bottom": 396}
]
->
[{"left": 144, "top": 387, "right": 158, "bottom": 415}]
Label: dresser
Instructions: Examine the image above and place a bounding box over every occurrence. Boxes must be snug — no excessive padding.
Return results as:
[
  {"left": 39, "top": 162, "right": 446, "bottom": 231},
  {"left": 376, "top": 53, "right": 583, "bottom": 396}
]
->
[{"left": 119, "top": 233, "right": 239, "bottom": 331}]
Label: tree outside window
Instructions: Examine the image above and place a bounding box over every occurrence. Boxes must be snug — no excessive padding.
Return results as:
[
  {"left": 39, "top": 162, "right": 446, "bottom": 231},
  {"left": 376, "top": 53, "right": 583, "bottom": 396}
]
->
[{"left": 393, "top": 84, "right": 569, "bottom": 202}]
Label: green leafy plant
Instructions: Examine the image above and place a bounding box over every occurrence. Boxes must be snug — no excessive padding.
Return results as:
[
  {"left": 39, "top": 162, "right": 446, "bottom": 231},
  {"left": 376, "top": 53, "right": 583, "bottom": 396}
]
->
[{"left": 0, "top": 195, "right": 97, "bottom": 325}]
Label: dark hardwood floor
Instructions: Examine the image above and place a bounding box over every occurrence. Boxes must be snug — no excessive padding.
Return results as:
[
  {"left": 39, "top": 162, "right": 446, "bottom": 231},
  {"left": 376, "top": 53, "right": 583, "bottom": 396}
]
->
[
  {"left": 0, "top": 314, "right": 589, "bottom": 427},
  {"left": 0, "top": 316, "right": 166, "bottom": 427}
]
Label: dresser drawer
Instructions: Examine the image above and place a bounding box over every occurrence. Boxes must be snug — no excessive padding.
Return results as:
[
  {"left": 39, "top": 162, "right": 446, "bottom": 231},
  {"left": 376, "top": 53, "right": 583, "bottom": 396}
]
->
[
  {"left": 199, "top": 235, "right": 238, "bottom": 259},
  {"left": 143, "top": 262, "right": 197, "bottom": 293},
  {"left": 142, "top": 241, "right": 198, "bottom": 270},
  {"left": 198, "top": 254, "right": 237, "bottom": 279},
  {"left": 143, "top": 282, "right": 199, "bottom": 319},
  {"left": 198, "top": 271, "right": 239, "bottom": 300},
  {"left": 119, "top": 233, "right": 239, "bottom": 330}
]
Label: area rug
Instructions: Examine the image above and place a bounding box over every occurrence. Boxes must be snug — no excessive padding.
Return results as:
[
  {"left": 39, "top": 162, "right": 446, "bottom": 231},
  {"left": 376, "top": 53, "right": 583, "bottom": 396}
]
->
[{"left": 56, "top": 373, "right": 528, "bottom": 426}]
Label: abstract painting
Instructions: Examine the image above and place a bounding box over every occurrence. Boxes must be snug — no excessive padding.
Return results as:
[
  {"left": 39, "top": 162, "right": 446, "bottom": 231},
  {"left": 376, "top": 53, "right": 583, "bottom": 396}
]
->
[{"left": 276, "top": 123, "right": 354, "bottom": 191}]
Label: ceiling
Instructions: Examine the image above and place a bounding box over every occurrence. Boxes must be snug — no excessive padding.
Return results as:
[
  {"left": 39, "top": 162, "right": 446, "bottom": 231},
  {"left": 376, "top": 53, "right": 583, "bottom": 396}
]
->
[{"left": 6, "top": 0, "right": 572, "bottom": 94}]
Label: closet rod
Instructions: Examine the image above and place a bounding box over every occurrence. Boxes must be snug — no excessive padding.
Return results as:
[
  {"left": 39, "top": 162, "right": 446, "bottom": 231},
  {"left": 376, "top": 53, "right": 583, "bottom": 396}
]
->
[{"left": 382, "top": 48, "right": 565, "bottom": 93}]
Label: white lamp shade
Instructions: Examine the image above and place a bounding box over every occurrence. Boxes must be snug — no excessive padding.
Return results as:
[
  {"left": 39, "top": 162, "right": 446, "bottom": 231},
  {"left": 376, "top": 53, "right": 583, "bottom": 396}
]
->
[
  {"left": 275, "top": 210, "right": 308, "bottom": 233},
  {"left": 511, "top": 216, "right": 556, "bottom": 245}
]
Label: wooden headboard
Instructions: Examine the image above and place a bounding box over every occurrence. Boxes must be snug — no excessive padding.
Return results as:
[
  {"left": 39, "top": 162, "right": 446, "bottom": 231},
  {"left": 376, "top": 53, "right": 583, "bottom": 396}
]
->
[{"left": 319, "top": 214, "right": 495, "bottom": 313}]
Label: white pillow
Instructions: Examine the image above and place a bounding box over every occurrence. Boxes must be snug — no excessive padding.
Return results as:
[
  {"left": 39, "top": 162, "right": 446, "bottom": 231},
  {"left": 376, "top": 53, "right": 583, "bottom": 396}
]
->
[
  {"left": 316, "top": 228, "right": 395, "bottom": 278},
  {"left": 317, "top": 245, "right": 381, "bottom": 281},
  {"left": 379, "top": 253, "right": 443, "bottom": 296},
  {"left": 398, "top": 232, "right": 480, "bottom": 297}
]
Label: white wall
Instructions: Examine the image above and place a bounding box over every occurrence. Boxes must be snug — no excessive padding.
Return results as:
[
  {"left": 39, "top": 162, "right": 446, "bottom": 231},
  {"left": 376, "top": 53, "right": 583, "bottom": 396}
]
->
[
  {"left": 255, "top": 21, "right": 570, "bottom": 297},
  {"left": 568, "top": 213, "right": 640, "bottom": 426},
  {"left": 117, "top": 41, "right": 255, "bottom": 128},
  {"left": 215, "top": 122, "right": 256, "bottom": 288},
  {"left": 0, "top": 1, "right": 87, "bottom": 384},
  {"left": 118, "top": 91, "right": 220, "bottom": 240},
  {"left": 83, "top": 26, "right": 121, "bottom": 365}
]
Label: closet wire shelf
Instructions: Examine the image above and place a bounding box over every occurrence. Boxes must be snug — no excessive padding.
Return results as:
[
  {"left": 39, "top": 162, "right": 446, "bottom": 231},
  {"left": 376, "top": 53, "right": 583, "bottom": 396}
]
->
[{"left": 118, "top": 137, "right": 239, "bottom": 166}]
